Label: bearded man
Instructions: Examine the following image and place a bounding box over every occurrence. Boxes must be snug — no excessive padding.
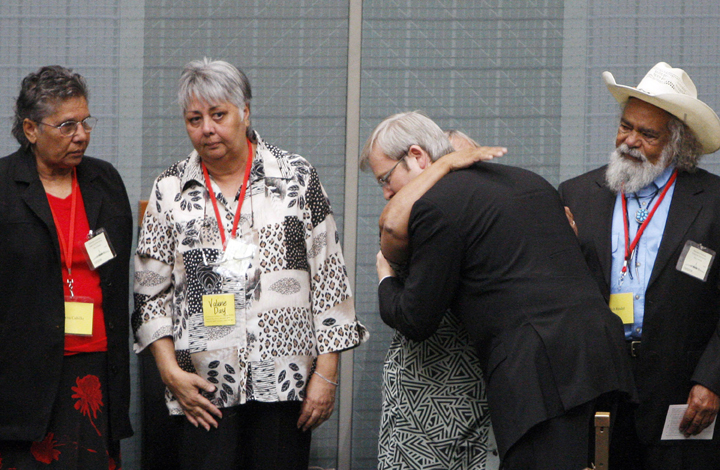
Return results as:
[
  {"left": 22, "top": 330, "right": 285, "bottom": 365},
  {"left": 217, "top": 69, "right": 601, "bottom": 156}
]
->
[{"left": 559, "top": 62, "right": 720, "bottom": 470}]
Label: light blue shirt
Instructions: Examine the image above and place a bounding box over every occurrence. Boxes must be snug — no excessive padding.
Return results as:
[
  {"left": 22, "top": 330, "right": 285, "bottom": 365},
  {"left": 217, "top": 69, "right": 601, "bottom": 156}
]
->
[{"left": 610, "top": 165, "right": 677, "bottom": 340}]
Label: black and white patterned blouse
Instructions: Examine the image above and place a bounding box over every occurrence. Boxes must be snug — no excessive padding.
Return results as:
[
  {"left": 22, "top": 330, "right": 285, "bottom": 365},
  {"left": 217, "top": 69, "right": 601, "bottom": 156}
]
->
[{"left": 133, "top": 133, "right": 368, "bottom": 415}]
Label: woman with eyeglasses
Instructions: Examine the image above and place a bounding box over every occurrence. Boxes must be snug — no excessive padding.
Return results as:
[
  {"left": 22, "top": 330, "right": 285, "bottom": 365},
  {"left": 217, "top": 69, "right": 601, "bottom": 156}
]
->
[
  {"left": 0, "top": 65, "right": 133, "bottom": 468},
  {"left": 133, "top": 58, "right": 367, "bottom": 470}
]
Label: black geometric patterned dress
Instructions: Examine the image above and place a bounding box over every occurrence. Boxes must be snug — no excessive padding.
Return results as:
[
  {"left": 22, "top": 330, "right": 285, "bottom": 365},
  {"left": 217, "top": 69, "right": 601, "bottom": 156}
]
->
[{"left": 378, "top": 307, "right": 499, "bottom": 469}]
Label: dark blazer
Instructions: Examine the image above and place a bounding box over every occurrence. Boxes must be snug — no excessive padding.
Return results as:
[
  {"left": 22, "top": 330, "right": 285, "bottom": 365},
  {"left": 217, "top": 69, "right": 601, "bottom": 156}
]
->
[
  {"left": 0, "top": 148, "right": 133, "bottom": 442},
  {"left": 379, "top": 162, "right": 635, "bottom": 458},
  {"left": 559, "top": 166, "right": 720, "bottom": 445}
]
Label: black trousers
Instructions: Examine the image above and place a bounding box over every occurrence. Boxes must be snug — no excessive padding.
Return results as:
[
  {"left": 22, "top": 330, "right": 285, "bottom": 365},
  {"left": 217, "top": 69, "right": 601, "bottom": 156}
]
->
[
  {"left": 501, "top": 400, "right": 595, "bottom": 470},
  {"left": 179, "top": 401, "right": 312, "bottom": 470}
]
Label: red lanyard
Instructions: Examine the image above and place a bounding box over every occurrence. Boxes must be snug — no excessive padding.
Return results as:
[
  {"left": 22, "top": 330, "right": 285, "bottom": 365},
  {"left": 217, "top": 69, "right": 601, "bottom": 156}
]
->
[
  {"left": 201, "top": 139, "right": 254, "bottom": 248},
  {"left": 620, "top": 169, "right": 677, "bottom": 274},
  {"left": 47, "top": 168, "right": 79, "bottom": 294}
]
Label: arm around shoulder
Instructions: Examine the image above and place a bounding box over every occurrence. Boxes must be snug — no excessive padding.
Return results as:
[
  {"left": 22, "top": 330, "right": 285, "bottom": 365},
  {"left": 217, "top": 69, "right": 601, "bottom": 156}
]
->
[
  {"left": 380, "top": 158, "right": 454, "bottom": 263},
  {"left": 380, "top": 146, "right": 506, "bottom": 263}
]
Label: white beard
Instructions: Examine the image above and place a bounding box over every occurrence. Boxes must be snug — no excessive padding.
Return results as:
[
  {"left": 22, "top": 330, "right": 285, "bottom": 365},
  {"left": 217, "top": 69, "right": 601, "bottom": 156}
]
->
[{"left": 605, "top": 144, "right": 672, "bottom": 194}]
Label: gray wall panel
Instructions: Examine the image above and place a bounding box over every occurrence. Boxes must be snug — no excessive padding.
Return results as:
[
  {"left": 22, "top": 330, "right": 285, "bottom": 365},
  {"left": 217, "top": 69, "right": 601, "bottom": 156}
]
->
[{"left": 2, "top": 1, "right": 720, "bottom": 468}]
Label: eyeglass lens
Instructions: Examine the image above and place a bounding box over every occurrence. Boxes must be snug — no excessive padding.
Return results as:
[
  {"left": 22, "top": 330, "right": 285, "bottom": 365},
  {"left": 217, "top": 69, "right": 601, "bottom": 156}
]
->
[
  {"left": 59, "top": 117, "right": 98, "bottom": 135},
  {"left": 378, "top": 157, "right": 404, "bottom": 187}
]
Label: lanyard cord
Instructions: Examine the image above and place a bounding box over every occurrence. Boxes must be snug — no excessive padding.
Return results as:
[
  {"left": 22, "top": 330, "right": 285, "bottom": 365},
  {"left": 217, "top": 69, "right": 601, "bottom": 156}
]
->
[
  {"left": 201, "top": 138, "right": 254, "bottom": 248},
  {"left": 47, "top": 168, "right": 79, "bottom": 296},
  {"left": 620, "top": 169, "right": 677, "bottom": 275}
]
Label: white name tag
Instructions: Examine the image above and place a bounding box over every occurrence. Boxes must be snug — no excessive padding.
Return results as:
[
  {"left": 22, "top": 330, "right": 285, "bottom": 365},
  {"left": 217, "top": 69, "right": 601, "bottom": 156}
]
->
[
  {"left": 84, "top": 229, "right": 116, "bottom": 270},
  {"left": 676, "top": 240, "right": 715, "bottom": 282}
]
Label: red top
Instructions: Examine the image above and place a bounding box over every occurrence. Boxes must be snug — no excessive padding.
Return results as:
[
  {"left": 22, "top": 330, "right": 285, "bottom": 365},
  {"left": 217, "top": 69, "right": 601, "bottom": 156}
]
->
[{"left": 47, "top": 189, "right": 107, "bottom": 354}]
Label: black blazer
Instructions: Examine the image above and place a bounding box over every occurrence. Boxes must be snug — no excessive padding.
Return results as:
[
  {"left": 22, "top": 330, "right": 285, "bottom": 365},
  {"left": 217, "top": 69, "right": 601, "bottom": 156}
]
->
[
  {"left": 559, "top": 166, "right": 720, "bottom": 445},
  {"left": 0, "top": 148, "right": 133, "bottom": 441},
  {"left": 379, "top": 162, "right": 635, "bottom": 458}
]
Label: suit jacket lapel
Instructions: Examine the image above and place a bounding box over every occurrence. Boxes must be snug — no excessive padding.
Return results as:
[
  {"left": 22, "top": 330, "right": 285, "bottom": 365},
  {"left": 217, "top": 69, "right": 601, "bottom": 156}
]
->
[
  {"left": 75, "top": 160, "right": 114, "bottom": 281},
  {"left": 14, "top": 151, "right": 105, "bottom": 263},
  {"left": 592, "top": 173, "right": 617, "bottom": 292},
  {"left": 648, "top": 172, "right": 702, "bottom": 288},
  {"left": 77, "top": 161, "right": 103, "bottom": 230},
  {"left": 14, "top": 150, "right": 61, "bottom": 260}
]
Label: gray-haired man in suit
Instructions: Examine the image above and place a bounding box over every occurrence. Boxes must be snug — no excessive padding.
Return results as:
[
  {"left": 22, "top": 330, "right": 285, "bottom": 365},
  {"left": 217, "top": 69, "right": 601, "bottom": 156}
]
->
[{"left": 363, "top": 111, "right": 635, "bottom": 470}]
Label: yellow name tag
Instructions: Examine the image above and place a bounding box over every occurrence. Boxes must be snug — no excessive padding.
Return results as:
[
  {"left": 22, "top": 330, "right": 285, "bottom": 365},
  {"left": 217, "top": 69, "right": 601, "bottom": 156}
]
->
[
  {"left": 65, "top": 301, "right": 94, "bottom": 336},
  {"left": 203, "top": 294, "right": 236, "bottom": 326},
  {"left": 609, "top": 293, "right": 634, "bottom": 324}
]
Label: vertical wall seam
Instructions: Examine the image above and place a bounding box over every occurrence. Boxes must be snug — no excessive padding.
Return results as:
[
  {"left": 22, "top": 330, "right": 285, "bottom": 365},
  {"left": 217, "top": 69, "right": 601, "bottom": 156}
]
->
[{"left": 338, "top": 0, "right": 362, "bottom": 469}]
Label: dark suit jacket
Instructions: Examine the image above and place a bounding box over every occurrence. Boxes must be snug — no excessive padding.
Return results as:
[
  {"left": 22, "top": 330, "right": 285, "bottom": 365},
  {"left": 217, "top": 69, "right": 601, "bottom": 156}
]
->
[
  {"left": 559, "top": 166, "right": 720, "bottom": 446},
  {"left": 0, "top": 148, "right": 133, "bottom": 441},
  {"left": 379, "top": 162, "right": 635, "bottom": 458}
]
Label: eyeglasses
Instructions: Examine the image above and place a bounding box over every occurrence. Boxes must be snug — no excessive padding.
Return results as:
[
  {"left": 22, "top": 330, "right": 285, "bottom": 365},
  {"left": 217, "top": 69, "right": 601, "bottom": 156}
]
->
[
  {"left": 36, "top": 116, "right": 98, "bottom": 137},
  {"left": 377, "top": 156, "right": 406, "bottom": 188}
]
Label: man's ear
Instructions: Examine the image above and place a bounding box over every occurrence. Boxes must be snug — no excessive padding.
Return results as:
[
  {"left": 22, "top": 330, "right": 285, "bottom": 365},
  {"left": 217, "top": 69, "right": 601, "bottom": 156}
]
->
[{"left": 408, "top": 144, "right": 432, "bottom": 169}]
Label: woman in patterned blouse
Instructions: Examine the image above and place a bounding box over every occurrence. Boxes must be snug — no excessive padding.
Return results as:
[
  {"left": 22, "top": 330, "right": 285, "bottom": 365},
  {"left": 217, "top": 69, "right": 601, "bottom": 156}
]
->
[{"left": 133, "top": 58, "right": 367, "bottom": 470}]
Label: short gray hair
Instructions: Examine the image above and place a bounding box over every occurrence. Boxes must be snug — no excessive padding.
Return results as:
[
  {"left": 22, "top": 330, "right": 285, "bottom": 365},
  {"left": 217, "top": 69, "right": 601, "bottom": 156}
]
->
[
  {"left": 444, "top": 129, "right": 480, "bottom": 149},
  {"left": 178, "top": 58, "right": 255, "bottom": 142},
  {"left": 12, "top": 65, "right": 88, "bottom": 149},
  {"left": 359, "top": 111, "right": 454, "bottom": 171}
]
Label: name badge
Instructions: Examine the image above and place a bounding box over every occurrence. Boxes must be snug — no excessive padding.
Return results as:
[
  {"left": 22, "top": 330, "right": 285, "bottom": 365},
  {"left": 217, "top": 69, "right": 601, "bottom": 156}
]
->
[
  {"left": 65, "top": 298, "right": 94, "bottom": 335},
  {"left": 203, "top": 294, "right": 236, "bottom": 326},
  {"left": 609, "top": 293, "right": 634, "bottom": 324},
  {"left": 676, "top": 240, "right": 715, "bottom": 282},
  {"left": 216, "top": 237, "right": 256, "bottom": 278},
  {"left": 84, "top": 229, "right": 117, "bottom": 270}
]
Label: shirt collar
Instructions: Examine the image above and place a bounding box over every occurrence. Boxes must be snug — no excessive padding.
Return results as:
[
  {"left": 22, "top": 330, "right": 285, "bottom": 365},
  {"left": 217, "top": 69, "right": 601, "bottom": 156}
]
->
[
  {"left": 653, "top": 163, "right": 676, "bottom": 189},
  {"left": 180, "top": 151, "right": 205, "bottom": 191},
  {"left": 633, "top": 163, "right": 676, "bottom": 197},
  {"left": 179, "top": 132, "right": 290, "bottom": 191}
]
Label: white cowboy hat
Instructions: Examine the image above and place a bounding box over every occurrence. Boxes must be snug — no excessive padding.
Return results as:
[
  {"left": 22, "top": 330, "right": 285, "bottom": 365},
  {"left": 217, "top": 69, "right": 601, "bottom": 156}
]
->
[{"left": 603, "top": 62, "right": 720, "bottom": 154}]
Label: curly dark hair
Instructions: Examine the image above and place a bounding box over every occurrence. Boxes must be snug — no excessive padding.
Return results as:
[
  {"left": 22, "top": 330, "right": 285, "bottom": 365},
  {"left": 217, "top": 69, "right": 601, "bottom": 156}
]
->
[{"left": 12, "top": 65, "right": 88, "bottom": 149}]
